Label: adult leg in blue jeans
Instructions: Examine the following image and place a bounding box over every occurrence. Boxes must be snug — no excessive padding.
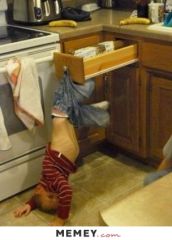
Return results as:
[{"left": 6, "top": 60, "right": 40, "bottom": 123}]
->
[{"left": 144, "top": 135, "right": 172, "bottom": 186}]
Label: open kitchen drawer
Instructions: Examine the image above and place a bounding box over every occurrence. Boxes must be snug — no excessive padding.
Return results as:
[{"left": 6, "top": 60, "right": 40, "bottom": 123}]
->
[{"left": 53, "top": 41, "right": 138, "bottom": 84}]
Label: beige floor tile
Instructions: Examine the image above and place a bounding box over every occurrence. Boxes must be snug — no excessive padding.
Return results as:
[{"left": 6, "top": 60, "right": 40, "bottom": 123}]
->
[
  {"left": 0, "top": 152, "right": 151, "bottom": 226},
  {"left": 0, "top": 197, "right": 21, "bottom": 215},
  {"left": 66, "top": 191, "right": 108, "bottom": 226},
  {"left": 0, "top": 210, "right": 46, "bottom": 226},
  {"left": 71, "top": 158, "right": 144, "bottom": 196},
  {"left": 116, "top": 154, "right": 154, "bottom": 172},
  {"left": 33, "top": 209, "right": 55, "bottom": 224},
  {"left": 12, "top": 187, "right": 55, "bottom": 226},
  {"left": 14, "top": 188, "right": 34, "bottom": 203},
  {"left": 67, "top": 211, "right": 104, "bottom": 226},
  {"left": 83, "top": 152, "right": 114, "bottom": 168},
  {"left": 71, "top": 189, "right": 93, "bottom": 212},
  {"left": 71, "top": 152, "right": 116, "bottom": 181}
]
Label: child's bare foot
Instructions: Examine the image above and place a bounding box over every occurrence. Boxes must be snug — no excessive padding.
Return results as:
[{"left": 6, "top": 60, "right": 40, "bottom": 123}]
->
[{"left": 91, "top": 101, "right": 109, "bottom": 110}]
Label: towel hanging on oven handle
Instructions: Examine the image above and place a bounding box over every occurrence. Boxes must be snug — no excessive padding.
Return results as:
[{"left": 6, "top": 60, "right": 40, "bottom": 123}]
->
[{"left": 0, "top": 107, "right": 11, "bottom": 151}]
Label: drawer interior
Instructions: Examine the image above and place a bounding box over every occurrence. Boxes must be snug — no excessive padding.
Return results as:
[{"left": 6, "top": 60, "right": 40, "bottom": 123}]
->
[{"left": 54, "top": 42, "right": 138, "bottom": 84}]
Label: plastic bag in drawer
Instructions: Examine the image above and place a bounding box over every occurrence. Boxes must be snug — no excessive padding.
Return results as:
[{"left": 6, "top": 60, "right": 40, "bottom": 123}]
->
[
  {"left": 74, "top": 46, "right": 98, "bottom": 59},
  {"left": 98, "top": 41, "right": 114, "bottom": 52}
]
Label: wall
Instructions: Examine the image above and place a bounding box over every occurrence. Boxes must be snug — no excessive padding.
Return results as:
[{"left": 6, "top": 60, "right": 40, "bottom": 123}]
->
[
  {"left": 7, "top": 0, "right": 136, "bottom": 9},
  {"left": 6, "top": 0, "right": 136, "bottom": 23},
  {"left": 117, "top": 1, "right": 136, "bottom": 9},
  {"left": 7, "top": 0, "right": 95, "bottom": 8},
  {"left": 67, "top": 0, "right": 136, "bottom": 9}
]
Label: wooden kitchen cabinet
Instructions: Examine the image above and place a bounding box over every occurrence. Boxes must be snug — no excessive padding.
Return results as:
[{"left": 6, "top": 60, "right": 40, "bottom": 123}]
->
[
  {"left": 61, "top": 33, "right": 106, "bottom": 155},
  {"left": 60, "top": 32, "right": 139, "bottom": 156},
  {"left": 57, "top": 38, "right": 137, "bottom": 84},
  {"left": 144, "top": 70, "right": 172, "bottom": 164},
  {"left": 106, "top": 65, "right": 140, "bottom": 154},
  {"left": 57, "top": 30, "right": 172, "bottom": 165},
  {"left": 140, "top": 41, "right": 172, "bottom": 73},
  {"left": 141, "top": 40, "right": 172, "bottom": 165}
]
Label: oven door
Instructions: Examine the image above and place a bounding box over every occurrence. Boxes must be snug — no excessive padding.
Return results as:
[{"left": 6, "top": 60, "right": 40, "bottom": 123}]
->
[{"left": 0, "top": 47, "right": 58, "bottom": 171}]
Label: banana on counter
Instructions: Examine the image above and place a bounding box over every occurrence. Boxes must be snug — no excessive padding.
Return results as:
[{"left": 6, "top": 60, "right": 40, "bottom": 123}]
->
[
  {"left": 49, "top": 20, "right": 77, "bottom": 27},
  {"left": 120, "top": 17, "right": 151, "bottom": 25}
]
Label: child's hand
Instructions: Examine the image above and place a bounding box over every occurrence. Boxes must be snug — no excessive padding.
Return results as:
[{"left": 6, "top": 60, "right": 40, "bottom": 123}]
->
[
  {"left": 13, "top": 204, "right": 31, "bottom": 217},
  {"left": 50, "top": 217, "right": 65, "bottom": 226}
]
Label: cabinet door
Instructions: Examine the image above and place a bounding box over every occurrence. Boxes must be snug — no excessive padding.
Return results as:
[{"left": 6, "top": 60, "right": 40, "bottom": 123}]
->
[
  {"left": 149, "top": 73, "right": 172, "bottom": 161},
  {"left": 106, "top": 65, "right": 140, "bottom": 153}
]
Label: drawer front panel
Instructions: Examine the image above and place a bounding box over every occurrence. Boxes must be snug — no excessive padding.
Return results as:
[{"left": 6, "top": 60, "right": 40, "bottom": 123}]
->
[
  {"left": 54, "top": 44, "right": 138, "bottom": 84},
  {"left": 84, "top": 44, "right": 138, "bottom": 78},
  {"left": 141, "top": 41, "right": 172, "bottom": 72}
]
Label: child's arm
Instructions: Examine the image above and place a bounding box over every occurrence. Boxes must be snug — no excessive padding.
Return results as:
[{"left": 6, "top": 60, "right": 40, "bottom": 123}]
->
[{"left": 13, "top": 204, "right": 31, "bottom": 217}]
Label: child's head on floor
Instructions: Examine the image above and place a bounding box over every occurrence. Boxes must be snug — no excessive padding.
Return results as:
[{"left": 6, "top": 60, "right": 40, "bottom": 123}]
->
[{"left": 33, "top": 184, "right": 58, "bottom": 213}]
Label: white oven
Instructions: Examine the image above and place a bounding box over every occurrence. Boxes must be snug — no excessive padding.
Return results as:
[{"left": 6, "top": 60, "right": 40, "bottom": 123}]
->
[{"left": 0, "top": 25, "right": 60, "bottom": 201}]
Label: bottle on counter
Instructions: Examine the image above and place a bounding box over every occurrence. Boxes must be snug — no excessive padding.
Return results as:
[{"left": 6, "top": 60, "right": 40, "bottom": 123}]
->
[
  {"left": 148, "top": 0, "right": 164, "bottom": 23},
  {"left": 163, "top": 0, "right": 172, "bottom": 25},
  {"left": 136, "top": 0, "right": 149, "bottom": 18}
]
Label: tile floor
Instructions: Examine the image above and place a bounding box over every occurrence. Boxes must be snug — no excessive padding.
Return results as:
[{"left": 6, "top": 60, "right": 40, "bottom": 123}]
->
[{"left": 0, "top": 151, "right": 153, "bottom": 226}]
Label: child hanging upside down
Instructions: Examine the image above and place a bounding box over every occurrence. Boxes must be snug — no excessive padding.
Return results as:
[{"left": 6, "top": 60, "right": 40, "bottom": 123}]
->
[
  {"left": 14, "top": 70, "right": 110, "bottom": 226},
  {"left": 14, "top": 117, "right": 79, "bottom": 226}
]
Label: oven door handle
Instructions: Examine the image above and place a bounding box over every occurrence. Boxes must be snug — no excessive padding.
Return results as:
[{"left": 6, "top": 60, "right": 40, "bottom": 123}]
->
[{"left": 0, "top": 55, "right": 54, "bottom": 74}]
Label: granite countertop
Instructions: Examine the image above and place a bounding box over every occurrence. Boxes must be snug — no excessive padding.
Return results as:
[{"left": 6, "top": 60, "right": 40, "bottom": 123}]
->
[{"left": 35, "top": 9, "right": 172, "bottom": 42}]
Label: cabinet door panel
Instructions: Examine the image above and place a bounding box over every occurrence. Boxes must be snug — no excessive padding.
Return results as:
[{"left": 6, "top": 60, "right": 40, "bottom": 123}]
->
[
  {"left": 141, "top": 41, "right": 172, "bottom": 73},
  {"left": 107, "top": 65, "right": 140, "bottom": 153},
  {"left": 149, "top": 74, "right": 172, "bottom": 160}
]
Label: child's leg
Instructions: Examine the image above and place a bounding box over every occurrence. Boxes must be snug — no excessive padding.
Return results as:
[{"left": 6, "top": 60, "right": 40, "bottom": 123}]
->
[{"left": 50, "top": 117, "right": 79, "bottom": 162}]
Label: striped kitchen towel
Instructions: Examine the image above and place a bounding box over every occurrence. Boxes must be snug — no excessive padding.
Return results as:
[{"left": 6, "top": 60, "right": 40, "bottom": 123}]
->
[{"left": 6, "top": 57, "right": 44, "bottom": 130}]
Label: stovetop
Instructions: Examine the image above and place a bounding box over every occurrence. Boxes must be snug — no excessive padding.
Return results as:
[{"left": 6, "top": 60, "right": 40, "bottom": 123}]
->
[
  {"left": 0, "top": 25, "right": 49, "bottom": 44},
  {"left": 0, "top": 25, "right": 59, "bottom": 55}
]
